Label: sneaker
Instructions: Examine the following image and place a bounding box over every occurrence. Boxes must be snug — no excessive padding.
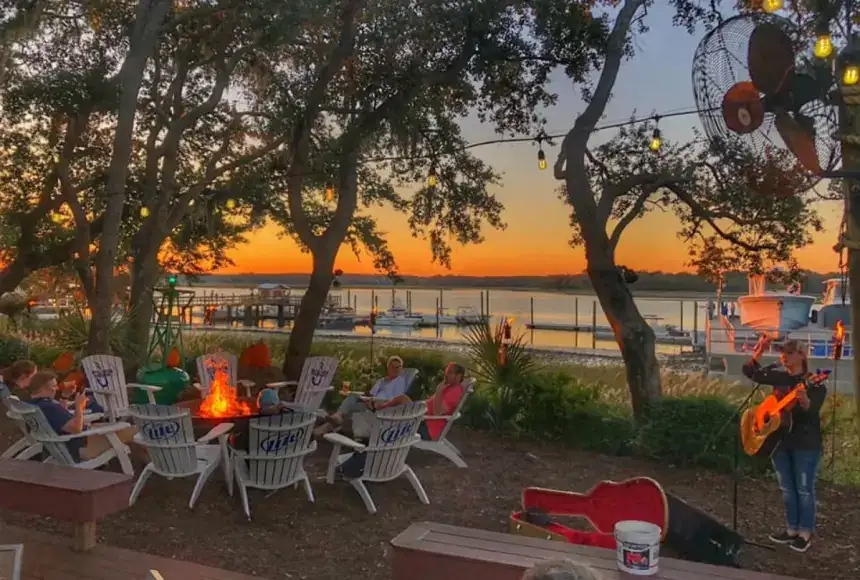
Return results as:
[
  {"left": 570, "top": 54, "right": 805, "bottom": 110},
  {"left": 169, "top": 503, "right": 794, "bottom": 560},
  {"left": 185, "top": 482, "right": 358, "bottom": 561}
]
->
[
  {"left": 768, "top": 531, "right": 797, "bottom": 544},
  {"left": 789, "top": 536, "right": 811, "bottom": 553}
]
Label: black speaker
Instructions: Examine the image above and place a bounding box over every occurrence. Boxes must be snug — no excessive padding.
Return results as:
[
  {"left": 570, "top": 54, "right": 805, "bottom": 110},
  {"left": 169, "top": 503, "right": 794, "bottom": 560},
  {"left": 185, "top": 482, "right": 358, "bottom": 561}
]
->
[{"left": 665, "top": 492, "right": 744, "bottom": 567}]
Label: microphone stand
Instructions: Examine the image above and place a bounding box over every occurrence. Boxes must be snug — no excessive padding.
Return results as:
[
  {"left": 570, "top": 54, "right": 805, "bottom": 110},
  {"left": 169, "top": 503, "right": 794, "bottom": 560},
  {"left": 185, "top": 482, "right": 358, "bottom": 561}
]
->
[{"left": 701, "top": 376, "right": 774, "bottom": 552}]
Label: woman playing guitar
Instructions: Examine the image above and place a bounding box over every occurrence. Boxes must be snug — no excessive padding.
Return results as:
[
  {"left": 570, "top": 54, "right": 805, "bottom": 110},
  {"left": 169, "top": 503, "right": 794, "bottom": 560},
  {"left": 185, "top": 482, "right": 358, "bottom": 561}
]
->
[{"left": 742, "top": 337, "right": 826, "bottom": 553}]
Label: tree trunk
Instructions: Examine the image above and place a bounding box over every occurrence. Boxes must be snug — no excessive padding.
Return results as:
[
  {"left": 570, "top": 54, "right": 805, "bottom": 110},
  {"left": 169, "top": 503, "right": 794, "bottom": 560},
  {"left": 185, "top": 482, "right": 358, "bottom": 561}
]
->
[
  {"left": 586, "top": 246, "right": 661, "bottom": 420},
  {"left": 87, "top": 0, "right": 171, "bottom": 355},
  {"left": 283, "top": 249, "right": 338, "bottom": 379},
  {"left": 126, "top": 247, "right": 160, "bottom": 370}
]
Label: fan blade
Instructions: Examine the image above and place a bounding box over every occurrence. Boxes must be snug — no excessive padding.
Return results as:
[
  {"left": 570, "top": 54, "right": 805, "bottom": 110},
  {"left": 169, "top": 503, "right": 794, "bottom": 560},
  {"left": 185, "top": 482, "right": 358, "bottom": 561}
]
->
[
  {"left": 774, "top": 113, "right": 821, "bottom": 174},
  {"left": 748, "top": 23, "right": 795, "bottom": 95},
  {"left": 722, "top": 82, "right": 765, "bottom": 134}
]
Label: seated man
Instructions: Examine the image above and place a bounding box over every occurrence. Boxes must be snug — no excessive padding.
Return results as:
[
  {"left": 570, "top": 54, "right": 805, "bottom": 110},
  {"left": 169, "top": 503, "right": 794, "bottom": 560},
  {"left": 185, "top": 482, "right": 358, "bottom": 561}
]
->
[
  {"left": 314, "top": 355, "right": 408, "bottom": 437},
  {"left": 26, "top": 371, "right": 134, "bottom": 462}
]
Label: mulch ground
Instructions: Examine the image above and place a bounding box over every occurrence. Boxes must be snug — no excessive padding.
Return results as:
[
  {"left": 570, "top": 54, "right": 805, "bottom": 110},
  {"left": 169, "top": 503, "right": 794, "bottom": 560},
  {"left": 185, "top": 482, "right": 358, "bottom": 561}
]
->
[{"left": 1, "top": 421, "right": 857, "bottom": 580}]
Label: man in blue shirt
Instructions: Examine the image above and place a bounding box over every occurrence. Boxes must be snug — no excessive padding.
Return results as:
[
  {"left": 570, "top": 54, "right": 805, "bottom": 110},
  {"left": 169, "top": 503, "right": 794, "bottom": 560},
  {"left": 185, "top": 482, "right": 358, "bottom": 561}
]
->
[
  {"left": 27, "top": 371, "right": 89, "bottom": 461},
  {"left": 314, "top": 355, "right": 410, "bottom": 438}
]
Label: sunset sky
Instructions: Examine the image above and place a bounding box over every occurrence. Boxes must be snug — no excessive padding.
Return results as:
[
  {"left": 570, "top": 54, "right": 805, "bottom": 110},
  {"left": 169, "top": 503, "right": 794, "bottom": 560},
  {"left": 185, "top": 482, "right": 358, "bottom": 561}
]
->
[{"left": 219, "top": 5, "right": 845, "bottom": 277}]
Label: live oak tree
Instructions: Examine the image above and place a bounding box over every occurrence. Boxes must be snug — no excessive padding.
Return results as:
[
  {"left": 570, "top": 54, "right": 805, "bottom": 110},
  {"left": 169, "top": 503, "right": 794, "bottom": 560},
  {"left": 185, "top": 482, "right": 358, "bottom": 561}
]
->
[
  {"left": 552, "top": 1, "right": 822, "bottom": 418},
  {"left": 254, "top": 0, "right": 611, "bottom": 378}
]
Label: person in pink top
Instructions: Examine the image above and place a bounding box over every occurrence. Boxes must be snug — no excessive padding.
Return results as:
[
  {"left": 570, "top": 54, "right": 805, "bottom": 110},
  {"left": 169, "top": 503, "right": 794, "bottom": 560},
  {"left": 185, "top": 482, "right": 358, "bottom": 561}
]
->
[{"left": 417, "top": 362, "right": 465, "bottom": 441}]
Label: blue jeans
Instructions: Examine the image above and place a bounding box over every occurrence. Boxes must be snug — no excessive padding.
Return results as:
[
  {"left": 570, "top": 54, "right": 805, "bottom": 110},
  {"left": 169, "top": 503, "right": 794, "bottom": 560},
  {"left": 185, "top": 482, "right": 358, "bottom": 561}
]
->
[{"left": 772, "top": 448, "right": 821, "bottom": 533}]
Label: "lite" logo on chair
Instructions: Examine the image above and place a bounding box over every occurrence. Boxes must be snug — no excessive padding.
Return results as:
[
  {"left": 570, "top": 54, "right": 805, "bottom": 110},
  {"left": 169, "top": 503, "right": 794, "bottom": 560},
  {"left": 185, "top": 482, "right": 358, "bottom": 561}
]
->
[
  {"left": 380, "top": 424, "right": 413, "bottom": 445},
  {"left": 259, "top": 428, "right": 305, "bottom": 453},
  {"left": 143, "top": 421, "right": 180, "bottom": 441}
]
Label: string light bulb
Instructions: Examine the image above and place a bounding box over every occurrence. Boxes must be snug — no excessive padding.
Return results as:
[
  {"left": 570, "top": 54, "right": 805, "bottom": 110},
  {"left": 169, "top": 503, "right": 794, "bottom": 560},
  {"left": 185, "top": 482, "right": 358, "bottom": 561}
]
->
[
  {"left": 537, "top": 149, "right": 547, "bottom": 170},
  {"left": 427, "top": 166, "right": 438, "bottom": 188},
  {"left": 844, "top": 64, "right": 860, "bottom": 86},
  {"left": 648, "top": 128, "right": 662, "bottom": 152},
  {"left": 324, "top": 182, "right": 334, "bottom": 201},
  {"left": 140, "top": 207, "right": 150, "bottom": 218},
  {"left": 814, "top": 34, "right": 833, "bottom": 59},
  {"left": 225, "top": 198, "right": 236, "bottom": 210},
  {"left": 761, "top": 0, "right": 783, "bottom": 13},
  {"left": 50, "top": 212, "right": 63, "bottom": 223}
]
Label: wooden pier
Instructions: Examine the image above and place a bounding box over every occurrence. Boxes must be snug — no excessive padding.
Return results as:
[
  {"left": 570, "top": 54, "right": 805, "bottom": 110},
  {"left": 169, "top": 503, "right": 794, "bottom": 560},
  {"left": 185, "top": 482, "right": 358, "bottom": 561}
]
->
[{"left": 156, "top": 292, "right": 342, "bottom": 329}]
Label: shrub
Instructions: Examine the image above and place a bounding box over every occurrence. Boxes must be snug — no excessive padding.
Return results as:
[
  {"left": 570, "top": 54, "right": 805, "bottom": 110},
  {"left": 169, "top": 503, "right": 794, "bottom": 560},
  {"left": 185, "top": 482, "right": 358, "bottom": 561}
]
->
[
  {"left": 637, "top": 396, "right": 768, "bottom": 473},
  {"left": 0, "top": 336, "right": 30, "bottom": 367}
]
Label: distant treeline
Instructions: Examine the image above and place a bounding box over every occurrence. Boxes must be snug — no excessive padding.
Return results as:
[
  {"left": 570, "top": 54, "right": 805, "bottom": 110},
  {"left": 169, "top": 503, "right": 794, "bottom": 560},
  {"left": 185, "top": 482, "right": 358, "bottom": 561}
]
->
[{"left": 187, "top": 270, "right": 842, "bottom": 295}]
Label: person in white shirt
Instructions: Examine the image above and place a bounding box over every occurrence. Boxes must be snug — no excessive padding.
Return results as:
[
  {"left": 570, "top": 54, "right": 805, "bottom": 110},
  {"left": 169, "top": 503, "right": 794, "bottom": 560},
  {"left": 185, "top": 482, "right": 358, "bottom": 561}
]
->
[{"left": 314, "top": 355, "right": 409, "bottom": 438}]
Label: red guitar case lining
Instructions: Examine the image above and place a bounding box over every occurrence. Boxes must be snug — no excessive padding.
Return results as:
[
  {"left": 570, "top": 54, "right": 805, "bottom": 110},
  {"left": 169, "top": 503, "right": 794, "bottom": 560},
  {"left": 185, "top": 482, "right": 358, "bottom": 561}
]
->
[{"left": 509, "top": 477, "right": 669, "bottom": 549}]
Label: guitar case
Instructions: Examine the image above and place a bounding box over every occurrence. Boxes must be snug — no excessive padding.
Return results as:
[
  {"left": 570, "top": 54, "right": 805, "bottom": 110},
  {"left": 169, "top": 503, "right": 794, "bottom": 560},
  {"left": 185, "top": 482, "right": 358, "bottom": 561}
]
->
[{"left": 508, "top": 477, "right": 669, "bottom": 550}]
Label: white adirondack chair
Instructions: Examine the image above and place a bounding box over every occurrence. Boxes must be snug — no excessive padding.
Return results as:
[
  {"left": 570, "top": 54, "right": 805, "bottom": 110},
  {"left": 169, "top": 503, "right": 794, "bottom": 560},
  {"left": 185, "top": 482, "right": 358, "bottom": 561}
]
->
[
  {"left": 351, "top": 368, "right": 420, "bottom": 438},
  {"left": 147, "top": 572, "right": 164, "bottom": 580},
  {"left": 195, "top": 352, "right": 254, "bottom": 398},
  {"left": 268, "top": 356, "right": 338, "bottom": 416},
  {"left": 1, "top": 385, "right": 41, "bottom": 460},
  {"left": 414, "top": 378, "right": 476, "bottom": 468},
  {"left": 229, "top": 410, "right": 317, "bottom": 520},
  {"left": 81, "top": 355, "right": 161, "bottom": 422},
  {"left": 128, "top": 404, "right": 233, "bottom": 509},
  {"left": 0, "top": 544, "right": 23, "bottom": 580},
  {"left": 324, "top": 401, "right": 429, "bottom": 514},
  {"left": 11, "top": 402, "right": 134, "bottom": 474}
]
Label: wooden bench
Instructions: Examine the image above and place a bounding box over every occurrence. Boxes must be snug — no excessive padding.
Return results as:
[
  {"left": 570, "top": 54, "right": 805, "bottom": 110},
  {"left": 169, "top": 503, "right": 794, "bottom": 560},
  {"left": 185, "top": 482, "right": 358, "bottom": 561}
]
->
[
  {"left": 391, "top": 522, "right": 804, "bottom": 580},
  {"left": 0, "top": 459, "right": 132, "bottom": 552}
]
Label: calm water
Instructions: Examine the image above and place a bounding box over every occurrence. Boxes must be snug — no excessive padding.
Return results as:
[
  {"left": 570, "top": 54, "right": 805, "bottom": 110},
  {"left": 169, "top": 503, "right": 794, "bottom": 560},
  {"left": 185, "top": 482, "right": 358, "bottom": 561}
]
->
[{"left": 182, "top": 286, "right": 711, "bottom": 354}]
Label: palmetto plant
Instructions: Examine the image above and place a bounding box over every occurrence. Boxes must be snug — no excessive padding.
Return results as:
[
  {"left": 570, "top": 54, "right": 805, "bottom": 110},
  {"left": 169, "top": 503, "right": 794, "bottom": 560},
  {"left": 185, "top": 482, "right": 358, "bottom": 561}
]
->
[
  {"left": 464, "top": 318, "right": 536, "bottom": 428},
  {"left": 53, "top": 307, "right": 135, "bottom": 360}
]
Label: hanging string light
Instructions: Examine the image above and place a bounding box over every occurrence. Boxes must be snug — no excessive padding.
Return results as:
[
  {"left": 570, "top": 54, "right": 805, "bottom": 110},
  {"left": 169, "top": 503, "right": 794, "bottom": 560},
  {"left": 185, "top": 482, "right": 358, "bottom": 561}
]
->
[
  {"left": 814, "top": 33, "right": 834, "bottom": 59},
  {"left": 427, "top": 166, "right": 438, "bottom": 188},
  {"left": 761, "top": 0, "right": 783, "bottom": 13},
  {"left": 225, "top": 198, "right": 236, "bottom": 210},
  {"left": 324, "top": 182, "right": 334, "bottom": 201},
  {"left": 50, "top": 212, "right": 63, "bottom": 223},
  {"left": 646, "top": 115, "right": 662, "bottom": 152},
  {"left": 536, "top": 134, "right": 548, "bottom": 170},
  {"left": 844, "top": 63, "right": 860, "bottom": 86},
  {"left": 140, "top": 206, "right": 150, "bottom": 218}
]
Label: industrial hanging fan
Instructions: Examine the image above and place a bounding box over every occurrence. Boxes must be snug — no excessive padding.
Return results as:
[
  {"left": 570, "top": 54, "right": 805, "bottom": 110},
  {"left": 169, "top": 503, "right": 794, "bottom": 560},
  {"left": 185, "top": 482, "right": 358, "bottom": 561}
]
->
[{"left": 692, "top": 13, "right": 839, "bottom": 196}]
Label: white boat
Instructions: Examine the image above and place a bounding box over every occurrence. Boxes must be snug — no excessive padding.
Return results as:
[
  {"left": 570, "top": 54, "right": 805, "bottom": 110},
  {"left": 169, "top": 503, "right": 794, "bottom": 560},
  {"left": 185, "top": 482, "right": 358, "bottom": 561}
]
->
[
  {"left": 374, "top": 300, "right": 420, "bottom": 327},
  {"left": 735, "top": 275, "right": 816, "bottom": 334},
  {"left": 413, "top": 310, "right": 459, "bottom": 325},
  {"left": 454, "top": 306, "right": 487, "bottom": 325},
  {"left": 593, "top": 315, "right": 692, "bottom": 345}
]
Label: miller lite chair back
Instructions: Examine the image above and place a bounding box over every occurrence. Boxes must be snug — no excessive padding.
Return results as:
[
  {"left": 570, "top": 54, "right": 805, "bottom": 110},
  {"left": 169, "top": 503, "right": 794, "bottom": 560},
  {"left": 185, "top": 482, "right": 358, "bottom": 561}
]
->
[
  {"left": 230, "top": 410, "right": 317, "bottom": 520},
  {"left": 324, "top": 401, "right": 429, "bottom": 514},
  {"left": 196, "top": 352, "right": 237, "bottom": 396},
  {"left": 82, "top": 355, "right": 160, "bottom": 421},
  {"left": 128, "top": 404, "right": 233, "bottom": 509},
  {"left": 293, "top": 356, "right": 338, "bottom": 411},
  {"left": 0, "top": 385, "right": 42, "bottom": 460}
]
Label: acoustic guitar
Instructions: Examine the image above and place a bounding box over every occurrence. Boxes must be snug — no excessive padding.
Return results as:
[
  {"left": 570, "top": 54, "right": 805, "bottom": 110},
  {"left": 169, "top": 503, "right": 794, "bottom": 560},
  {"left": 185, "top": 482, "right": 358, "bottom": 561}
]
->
[
  {"left": 740, "top": 369, "right": 829, "bottom": 457},
  {"left": 509, "top": 477, "right": 669, "bottom": 549}
]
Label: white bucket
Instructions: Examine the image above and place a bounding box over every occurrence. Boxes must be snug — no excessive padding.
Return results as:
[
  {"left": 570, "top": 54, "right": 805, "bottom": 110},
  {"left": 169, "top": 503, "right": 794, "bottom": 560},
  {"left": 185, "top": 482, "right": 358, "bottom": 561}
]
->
[{"left": 614, "top": 520, "right": 661, "bottom": 576}]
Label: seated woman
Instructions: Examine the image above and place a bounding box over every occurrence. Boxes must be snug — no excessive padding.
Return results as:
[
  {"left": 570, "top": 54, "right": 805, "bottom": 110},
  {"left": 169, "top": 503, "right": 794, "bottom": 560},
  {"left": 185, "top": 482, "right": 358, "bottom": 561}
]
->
[
  {"left": 231, "top": 388, "right": 293, "bottom": 452},
  {"left": 1, "top": 360, "right": 37, "bottom": 395},
  {"left": 314, "top": 355, "right": 408, "bottom": 437}
]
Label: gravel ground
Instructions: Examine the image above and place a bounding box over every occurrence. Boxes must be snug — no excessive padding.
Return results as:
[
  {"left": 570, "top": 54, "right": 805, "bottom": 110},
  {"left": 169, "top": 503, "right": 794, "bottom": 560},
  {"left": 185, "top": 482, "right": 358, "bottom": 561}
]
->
[{"left": 1, "top": 422, "right": 855, "bottom": 580}]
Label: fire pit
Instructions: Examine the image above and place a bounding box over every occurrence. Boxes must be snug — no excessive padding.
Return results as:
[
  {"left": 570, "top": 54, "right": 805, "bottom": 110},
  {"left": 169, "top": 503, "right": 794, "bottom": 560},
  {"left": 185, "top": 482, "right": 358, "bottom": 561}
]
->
[{"left": 177, "top": 365, "right": 263, "bottom": 438}]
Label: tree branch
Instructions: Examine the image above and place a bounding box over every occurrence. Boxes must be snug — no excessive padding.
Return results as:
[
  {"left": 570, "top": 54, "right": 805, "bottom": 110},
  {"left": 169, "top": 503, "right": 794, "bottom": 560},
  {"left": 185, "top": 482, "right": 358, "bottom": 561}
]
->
[{"left": 609, "top": 187, "right": 653, "bottom": 250}]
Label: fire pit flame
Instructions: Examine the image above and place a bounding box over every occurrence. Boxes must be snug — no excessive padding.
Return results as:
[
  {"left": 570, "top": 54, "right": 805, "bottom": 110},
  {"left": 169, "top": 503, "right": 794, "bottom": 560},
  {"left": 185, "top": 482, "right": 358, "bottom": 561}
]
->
[{"left": 198, "top": 367, "right": 252, "bottom": 419}]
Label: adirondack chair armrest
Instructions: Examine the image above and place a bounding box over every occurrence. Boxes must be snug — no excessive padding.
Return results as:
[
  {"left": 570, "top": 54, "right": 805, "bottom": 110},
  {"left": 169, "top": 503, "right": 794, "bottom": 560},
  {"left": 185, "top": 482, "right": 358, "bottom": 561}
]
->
[
  {"left": 193, "top": 382, "right": 203, "bottom": 391},
  {"left": 266, "top": 381, "right": 297, "bottom": 388},
  {"left": 83, "top": 412, "right": 105, "bottom": 424},
  {"left": 83, "top": 421, "right": 133, "bottom": 438},
  {"left": 237, "top": 379, "right": 255, "bottom": 388},
  {"left": 323, "top": 432, "right": 365, "bottom": 451},
  {"left": 424, "top": 415, "right": 454, "bottom": 421},
  {"left": 127, "top": 383, "right": 162, "bottom": 392},
  {"left": 197, "top": 422, "right": 234, "bottom": 443},
  {"left": 87, "top": 388, "right": 116, "bottom": 397}
]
